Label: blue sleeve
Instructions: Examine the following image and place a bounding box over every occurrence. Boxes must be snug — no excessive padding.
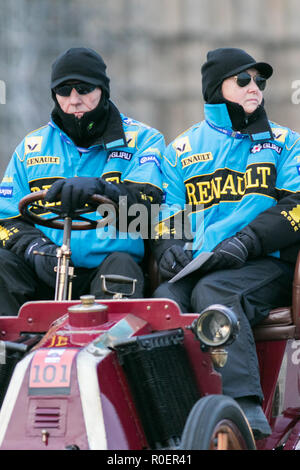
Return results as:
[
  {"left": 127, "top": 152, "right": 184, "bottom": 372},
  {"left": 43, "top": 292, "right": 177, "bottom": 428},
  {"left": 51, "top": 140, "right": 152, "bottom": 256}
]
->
[
  {"left": 0, "top": 143, "right": 31, "bottom": 220},
  {"left": 249, "top": 130, "right": 300, "bottom": 254},
  {"left": 121, "top": 128, "right": 165, "bottom": 196},
  {"left": 0, "top": 143, "right": 46, "bottom": 255}
]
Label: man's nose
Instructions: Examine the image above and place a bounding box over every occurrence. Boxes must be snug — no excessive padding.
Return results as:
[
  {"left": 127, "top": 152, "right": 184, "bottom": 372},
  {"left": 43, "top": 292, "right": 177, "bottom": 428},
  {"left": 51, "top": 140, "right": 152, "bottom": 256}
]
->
[
  {"left": 69, "top": 88, "right": 82, "bottom": 103},
  {"left": 247, "top": 77, "right": 260, "bottom": 92}
]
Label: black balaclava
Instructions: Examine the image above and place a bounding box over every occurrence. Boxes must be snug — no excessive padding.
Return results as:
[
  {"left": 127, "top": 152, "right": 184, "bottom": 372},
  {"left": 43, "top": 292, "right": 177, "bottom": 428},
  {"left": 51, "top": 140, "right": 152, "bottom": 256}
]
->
[
  {"left": 201, "top": 48, "right": 274, "bottom": 139},
  {"left": 51, "top": 47, "right": 111, "bottom": 147}
]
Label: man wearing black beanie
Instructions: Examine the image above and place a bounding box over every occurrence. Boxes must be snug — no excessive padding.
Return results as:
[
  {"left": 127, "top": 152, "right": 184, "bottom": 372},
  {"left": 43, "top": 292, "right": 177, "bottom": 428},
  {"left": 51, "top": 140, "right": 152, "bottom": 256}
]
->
[
  {"left": 0, "top": 47, "right": 165, "bottom": 309},
  {"left": 153, "top": 47, "right": 300, "bottom": 440},
  {"left": 201, "top": 47, "right": 274, "bottom": 139},
  {"left": 50, "top": 47, "right": 112, "bottom": 148}
]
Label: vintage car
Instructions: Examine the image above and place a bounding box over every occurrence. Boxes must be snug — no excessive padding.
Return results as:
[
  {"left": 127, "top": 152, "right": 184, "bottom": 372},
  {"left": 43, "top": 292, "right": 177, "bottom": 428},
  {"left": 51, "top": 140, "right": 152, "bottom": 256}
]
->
[{"left": 0, "top": 192, "right": 299, "bottom": 451}]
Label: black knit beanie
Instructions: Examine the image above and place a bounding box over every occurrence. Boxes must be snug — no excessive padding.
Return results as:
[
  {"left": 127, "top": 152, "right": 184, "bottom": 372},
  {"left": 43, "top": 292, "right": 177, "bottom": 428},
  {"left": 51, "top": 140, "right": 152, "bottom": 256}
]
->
[
  {"left": 201, "top": 48, "right": 273, "bottom": 104},
  {"left": 51, "top": 47, "right": 110, "bottom": 97}
]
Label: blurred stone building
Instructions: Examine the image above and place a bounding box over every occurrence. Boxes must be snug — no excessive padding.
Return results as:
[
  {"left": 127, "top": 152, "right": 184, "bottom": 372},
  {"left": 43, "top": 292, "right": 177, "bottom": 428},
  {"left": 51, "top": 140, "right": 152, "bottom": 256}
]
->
[{"left": 1, "top": 0, "right": 300, "bottom": 177}]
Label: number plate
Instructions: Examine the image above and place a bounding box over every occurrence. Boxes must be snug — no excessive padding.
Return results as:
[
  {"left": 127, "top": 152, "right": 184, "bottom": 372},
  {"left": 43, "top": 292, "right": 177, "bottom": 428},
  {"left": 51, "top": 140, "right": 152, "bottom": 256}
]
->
[{"left": 29, "top": 348, "right": 78, "bottom": 395}]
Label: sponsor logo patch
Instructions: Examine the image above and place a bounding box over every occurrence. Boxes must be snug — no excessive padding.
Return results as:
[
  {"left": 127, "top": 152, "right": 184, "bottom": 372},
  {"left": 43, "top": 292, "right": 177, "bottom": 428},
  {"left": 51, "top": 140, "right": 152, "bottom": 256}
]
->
[
  {"left": 27, "top": 156, "right": 60, "bottom": 167},
  {"left": 287, "top": 205, "right": 300, "bottom": 223},
  {"left": 181, "top": 152, "right": 213, "bottom": 168},
  {"left": 1, "top": 176, "right": 13, "bottom": 183},
  {"left": 271, "top": 128, "right": 288, "bottom": 143},
  {"left": 123, "top": 117, "right": 135, "bottom": 126},
  {"left": 125, "top": 131, "right": 138, "bottom": 148},
  {"left": 107, "top": 151, "right": 133, "bottom": 162},
  {"left": 0, "top": 225, "right": 19, "bottom": 245},
  {"left": 173, "top": 136, "right": 192, "bottom": 157},
  {"left": 24, "top": 136, "right": 43, "bottom": 155},
  {"left": 0, "top": 186, "right": 13, "bottom": 197},
  {"left": 251, "top": 142, "right": 282, "bottom": 155},
  {"left": 185, "top": 163, "right": 276, "bottom": 208},
  {"left": 139, "top": 155, "right": 161, "bottom": 168},
  {"left": 281, "top": 204, "right": 300, "bottom": 232}
]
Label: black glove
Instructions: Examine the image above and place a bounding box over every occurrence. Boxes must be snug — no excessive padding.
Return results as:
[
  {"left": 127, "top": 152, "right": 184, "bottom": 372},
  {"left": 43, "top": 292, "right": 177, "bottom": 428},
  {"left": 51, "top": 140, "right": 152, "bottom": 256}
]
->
[
  {"left": 24, "top": 237, "right": 58, "bottom": 288},
  {"left": 201, "top": 226, "right": 262, "bottom": 274},
  {"left": 44, "top": 177, "right": 121, "bottom": 215},
  {"left": 158, "top": 245, "right": 193, "bottom": 280}
]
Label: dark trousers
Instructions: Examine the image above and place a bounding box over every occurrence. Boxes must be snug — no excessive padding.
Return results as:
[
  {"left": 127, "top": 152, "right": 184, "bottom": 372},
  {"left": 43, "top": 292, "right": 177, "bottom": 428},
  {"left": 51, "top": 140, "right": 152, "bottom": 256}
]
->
[
  {"left": 0, "top": 248, "right": 144, "bottom": 316},
  {"left": 153, "top": 257, "right": 294, "bottom": 401}
]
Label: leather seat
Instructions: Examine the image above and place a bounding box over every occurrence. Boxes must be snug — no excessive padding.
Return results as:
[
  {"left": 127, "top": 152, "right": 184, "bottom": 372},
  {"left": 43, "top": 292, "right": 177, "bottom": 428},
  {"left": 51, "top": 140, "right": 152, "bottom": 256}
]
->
[
  {"left": 253, "top": 307, "right": 295, "bottom": 341},
  {"left": 253, "top": 255, "right": 300, "bottom": 342}
]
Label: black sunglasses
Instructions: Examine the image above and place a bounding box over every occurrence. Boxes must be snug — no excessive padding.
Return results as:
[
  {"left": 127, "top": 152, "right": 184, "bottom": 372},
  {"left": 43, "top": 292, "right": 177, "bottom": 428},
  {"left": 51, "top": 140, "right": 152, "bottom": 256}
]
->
[
  {"left": 234, "top": 72, "right": 267, "bottom": 91},
  {"left": 54, "top": 83, "right": 97, "bottom": 97}
]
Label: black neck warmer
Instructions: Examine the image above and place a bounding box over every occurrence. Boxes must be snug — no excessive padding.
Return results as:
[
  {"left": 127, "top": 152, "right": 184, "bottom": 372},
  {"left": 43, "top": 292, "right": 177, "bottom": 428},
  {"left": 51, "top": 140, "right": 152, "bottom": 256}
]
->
[
  {"left": 225, "top": 99, "right": 271, "bottom": 136},
  {"left": 51, "top": 91, "right": 110, "bottom": 148},
  {"left": 207, "top": 86, "right": 273, "bottom": 141}
]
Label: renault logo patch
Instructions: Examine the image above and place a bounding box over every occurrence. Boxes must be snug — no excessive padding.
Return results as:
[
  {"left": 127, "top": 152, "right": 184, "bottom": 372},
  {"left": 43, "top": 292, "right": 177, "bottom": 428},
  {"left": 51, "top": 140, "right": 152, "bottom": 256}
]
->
[
  {"left": 27, "top": 156, "right": 60, "bottom": 167},
  {"left": 181, "top": 152, "right": 213, "bottom": 168}
]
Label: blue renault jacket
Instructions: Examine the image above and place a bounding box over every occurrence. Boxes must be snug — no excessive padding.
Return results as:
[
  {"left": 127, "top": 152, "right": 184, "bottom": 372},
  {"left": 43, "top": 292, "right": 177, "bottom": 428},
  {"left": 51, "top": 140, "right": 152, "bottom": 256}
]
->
[
  {"left": 154, "top": 103, "right": 300, "bottom": 263},
  {"left": 0, "top": 113, "right": 164, "bottom": 268}
]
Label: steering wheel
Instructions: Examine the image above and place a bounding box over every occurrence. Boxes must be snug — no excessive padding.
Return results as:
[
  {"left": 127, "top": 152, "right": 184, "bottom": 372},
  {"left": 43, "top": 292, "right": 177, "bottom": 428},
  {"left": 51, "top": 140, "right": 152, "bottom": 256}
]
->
[{"left": 18, "top": 190, "right": 118, "bottom": 230}]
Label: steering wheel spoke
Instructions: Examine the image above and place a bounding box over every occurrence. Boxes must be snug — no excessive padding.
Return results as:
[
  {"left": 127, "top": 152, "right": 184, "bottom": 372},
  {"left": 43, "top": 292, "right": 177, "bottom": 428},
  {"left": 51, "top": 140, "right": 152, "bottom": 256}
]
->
[{"left": 18, "top": 190, "right": 118, "bottom": 230}]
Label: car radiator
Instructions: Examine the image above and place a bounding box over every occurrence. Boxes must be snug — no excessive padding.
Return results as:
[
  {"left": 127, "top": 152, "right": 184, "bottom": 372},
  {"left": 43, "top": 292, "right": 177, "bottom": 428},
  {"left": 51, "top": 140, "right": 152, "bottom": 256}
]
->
[{"left": 115, "top": 328, "right": 200, "bottom": 449}]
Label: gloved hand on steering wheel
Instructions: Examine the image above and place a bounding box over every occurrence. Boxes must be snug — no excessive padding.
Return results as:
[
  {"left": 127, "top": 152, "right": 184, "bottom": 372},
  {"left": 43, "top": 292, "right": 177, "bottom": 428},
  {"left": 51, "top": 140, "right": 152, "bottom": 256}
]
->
[
  {"left": 24, "top": 237, "right": 59, "bottom": 288},
  {"left": 44, "top": 177, "right": 121, "bottom": 215}
]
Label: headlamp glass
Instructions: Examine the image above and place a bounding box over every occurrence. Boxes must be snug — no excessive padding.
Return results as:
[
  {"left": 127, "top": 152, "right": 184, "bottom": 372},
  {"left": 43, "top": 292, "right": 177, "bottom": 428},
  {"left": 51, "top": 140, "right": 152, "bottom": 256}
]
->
[{"left": 194, "top": 304, "right": 239, "bottom": 347}]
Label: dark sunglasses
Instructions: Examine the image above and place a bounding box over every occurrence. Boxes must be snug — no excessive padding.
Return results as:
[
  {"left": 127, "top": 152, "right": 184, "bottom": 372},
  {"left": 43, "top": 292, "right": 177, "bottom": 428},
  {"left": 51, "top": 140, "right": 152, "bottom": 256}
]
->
[
  {"left": 234, "top": 72, "right": 266, "bottom": 91},
  {"left": 54, "top": 83, "right": 97, "bottom": 97}
]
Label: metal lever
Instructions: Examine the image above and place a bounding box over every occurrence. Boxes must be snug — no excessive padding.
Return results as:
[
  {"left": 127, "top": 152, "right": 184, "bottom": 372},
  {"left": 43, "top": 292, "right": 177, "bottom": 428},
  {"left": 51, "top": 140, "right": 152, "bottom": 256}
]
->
[
  {"left": 54, "top": 217, "right": 75, "bottom": 301},
  {"left": 100, "top": 274, "right": 137, "bottom": 299}
]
